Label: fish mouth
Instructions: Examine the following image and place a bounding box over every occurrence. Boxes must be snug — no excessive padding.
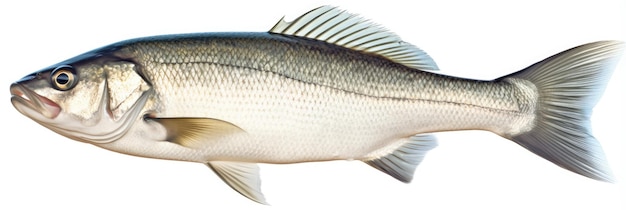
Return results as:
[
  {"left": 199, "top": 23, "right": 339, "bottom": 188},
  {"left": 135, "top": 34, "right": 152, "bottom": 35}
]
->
[{"left": 10, "top": 83, "right": 61, "bottom": 119}]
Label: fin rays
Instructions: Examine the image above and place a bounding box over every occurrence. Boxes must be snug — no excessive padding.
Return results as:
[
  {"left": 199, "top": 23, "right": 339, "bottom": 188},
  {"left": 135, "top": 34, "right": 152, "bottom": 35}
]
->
[
  {"left": 207, "top": 161, "right": 267, "bottom": 204},
  {"left": 505, "top": 40, "right": 624, "bottom": 182},
  {"left": 364, "top": 135, "right": 438, "bottom": 183},
  {"left": 150, "top": 117, "right": 246, "bottom": 148},
  {"left": 270, "top": 6, "right": 439, "bottom": 71}
]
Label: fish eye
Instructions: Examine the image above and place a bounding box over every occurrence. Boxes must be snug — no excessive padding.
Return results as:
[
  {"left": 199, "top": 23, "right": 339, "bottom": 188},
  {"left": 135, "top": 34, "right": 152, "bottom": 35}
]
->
[{"left": 50, "top": 65, "right": 78, "bottom": 91}]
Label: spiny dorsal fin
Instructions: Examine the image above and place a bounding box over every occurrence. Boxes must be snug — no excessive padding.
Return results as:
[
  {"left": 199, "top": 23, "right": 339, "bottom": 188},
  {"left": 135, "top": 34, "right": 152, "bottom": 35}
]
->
[
  {"left": 151, "top": 118, "right": 245, "bottom": 148},
  {"left": 270, "top": 6, "right": 439, "bottom": 71},
  {"left": 206, "top": 161, "right": 267, "bottom": 204},
  {"left": 364, "top": 134, "right": 437, "bottom": 183}
]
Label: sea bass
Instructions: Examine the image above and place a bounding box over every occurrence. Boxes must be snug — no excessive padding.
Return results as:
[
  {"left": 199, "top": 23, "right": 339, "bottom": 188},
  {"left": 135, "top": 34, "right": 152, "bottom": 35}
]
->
[{"left": 9, "top": 6, "right": 624, "bottom": 204}]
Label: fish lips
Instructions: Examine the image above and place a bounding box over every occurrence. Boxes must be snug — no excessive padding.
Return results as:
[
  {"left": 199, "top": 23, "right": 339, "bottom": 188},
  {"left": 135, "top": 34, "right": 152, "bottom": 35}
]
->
[{"left": 10, "top": 83, "right": 61, "bottom": 119}]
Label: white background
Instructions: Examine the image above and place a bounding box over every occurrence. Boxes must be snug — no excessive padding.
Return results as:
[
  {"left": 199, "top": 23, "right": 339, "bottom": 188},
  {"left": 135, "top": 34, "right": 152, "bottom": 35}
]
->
[{"left": 1, "top": 0, "right": 624, "bottom": 209}]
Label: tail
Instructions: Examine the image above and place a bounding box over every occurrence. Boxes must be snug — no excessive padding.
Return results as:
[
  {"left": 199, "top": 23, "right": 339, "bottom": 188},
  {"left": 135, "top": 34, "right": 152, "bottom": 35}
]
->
[{"left": 501, "top": 40, "right": 624, "bottom": 182}]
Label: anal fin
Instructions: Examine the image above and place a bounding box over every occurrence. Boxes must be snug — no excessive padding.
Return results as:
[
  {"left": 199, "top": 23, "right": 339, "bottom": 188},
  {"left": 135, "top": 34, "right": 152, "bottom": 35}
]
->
[
  {"left": 206, "top": 161, "right": 267, "bottom": 204},
  {"left": 364, "top": 134, "right": 437, "bottom": 183}
]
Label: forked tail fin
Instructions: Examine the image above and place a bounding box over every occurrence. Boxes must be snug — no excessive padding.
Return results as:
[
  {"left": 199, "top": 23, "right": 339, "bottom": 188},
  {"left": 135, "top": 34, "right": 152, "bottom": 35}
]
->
[{"left": 502, "top": 41, "right": 624, "bottom": 182}]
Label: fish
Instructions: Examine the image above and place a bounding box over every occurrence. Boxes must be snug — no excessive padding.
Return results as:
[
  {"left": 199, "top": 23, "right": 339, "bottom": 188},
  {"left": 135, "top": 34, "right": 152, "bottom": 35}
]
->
[{"left": 9, "top": 5, "right": 624, "bottom": 204}]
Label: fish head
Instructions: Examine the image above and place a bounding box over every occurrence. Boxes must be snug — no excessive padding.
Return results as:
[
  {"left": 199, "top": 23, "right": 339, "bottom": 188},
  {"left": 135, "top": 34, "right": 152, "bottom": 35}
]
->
[{"left": 10, "top": 48, "right": 153, "bottom": 144}]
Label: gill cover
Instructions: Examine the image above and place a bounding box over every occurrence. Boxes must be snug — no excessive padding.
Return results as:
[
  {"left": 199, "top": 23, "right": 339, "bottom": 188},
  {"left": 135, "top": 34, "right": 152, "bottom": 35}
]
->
[{"left": 67, "top": 61, "right": 153, "bottom": 143}]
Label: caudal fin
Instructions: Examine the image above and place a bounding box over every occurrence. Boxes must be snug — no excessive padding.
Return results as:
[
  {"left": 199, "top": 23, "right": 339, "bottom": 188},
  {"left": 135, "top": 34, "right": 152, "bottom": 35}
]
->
[{"left": 502, "top": 41, "right": 624, "bottom": 182}]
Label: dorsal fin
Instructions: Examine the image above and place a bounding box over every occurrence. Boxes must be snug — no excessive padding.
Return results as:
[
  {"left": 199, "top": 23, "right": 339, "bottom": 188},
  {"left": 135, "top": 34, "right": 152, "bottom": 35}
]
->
[{"left": 270, "top": 6, "right": 439, "bottom": 71}]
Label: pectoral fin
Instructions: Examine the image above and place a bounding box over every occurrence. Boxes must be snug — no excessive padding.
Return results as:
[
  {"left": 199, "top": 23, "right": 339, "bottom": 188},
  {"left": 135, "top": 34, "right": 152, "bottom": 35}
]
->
[
  {"left": 206, "top": 161, "right": 267, "bottom": 205},
  {"left": 364, "top": 134, "right": 437, "bottom": 183},
  {"left": 150, "top": 118, "right": 245, "bottom": 148}
]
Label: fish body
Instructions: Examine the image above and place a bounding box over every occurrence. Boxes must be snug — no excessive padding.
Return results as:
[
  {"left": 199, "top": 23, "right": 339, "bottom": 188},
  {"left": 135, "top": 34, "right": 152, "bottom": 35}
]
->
[
  {"left": 91, "top": 32, "right": 529, "bottom": 163},
  {"left": 9, "top": 6, "right": 624, "bottom": 204}
]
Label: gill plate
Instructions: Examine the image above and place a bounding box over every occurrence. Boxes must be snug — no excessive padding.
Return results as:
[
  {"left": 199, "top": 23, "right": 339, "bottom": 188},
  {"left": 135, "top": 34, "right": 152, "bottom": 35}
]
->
[{"left": 48, "top": 82, "right": 152, "bottom": 144}]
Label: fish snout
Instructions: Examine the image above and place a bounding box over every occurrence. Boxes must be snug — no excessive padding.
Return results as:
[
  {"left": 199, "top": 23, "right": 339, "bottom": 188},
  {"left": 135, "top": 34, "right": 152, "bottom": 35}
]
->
[{"left": 10, "top": 83, "right": 61, "bottom": 119}]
